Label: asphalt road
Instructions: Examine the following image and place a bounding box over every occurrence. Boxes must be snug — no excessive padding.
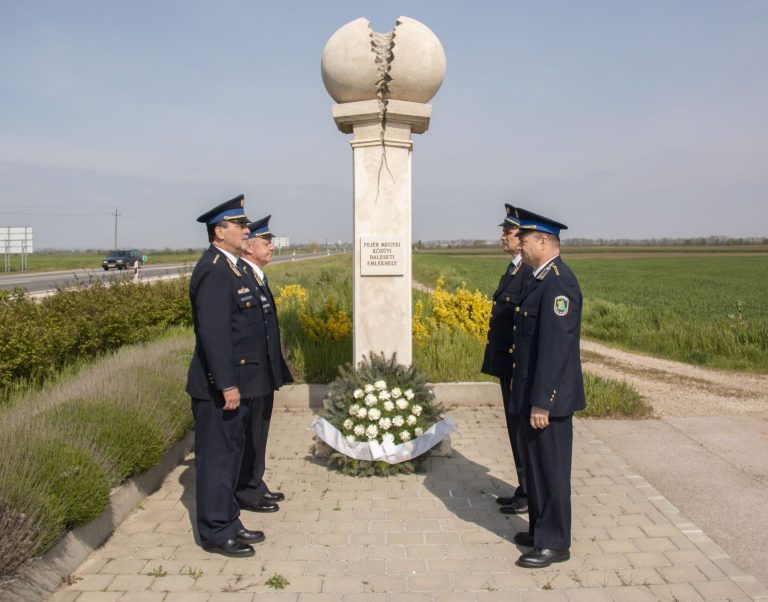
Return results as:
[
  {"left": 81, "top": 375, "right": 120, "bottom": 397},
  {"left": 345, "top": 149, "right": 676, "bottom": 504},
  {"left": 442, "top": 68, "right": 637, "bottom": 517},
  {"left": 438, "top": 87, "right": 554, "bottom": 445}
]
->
[
  {"left": 0, "top": 252, "right": 331, "bottom": 295},
  {"left": 588, "top": 413, "right": 768, "bottom": 587}
]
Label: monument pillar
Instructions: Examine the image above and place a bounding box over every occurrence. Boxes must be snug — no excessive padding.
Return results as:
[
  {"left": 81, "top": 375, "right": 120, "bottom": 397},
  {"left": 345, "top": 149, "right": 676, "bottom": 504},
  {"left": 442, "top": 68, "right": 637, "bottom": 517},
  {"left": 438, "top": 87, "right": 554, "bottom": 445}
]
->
[{"left": 321, "top": 16, "right": 446, "bottom": 367}]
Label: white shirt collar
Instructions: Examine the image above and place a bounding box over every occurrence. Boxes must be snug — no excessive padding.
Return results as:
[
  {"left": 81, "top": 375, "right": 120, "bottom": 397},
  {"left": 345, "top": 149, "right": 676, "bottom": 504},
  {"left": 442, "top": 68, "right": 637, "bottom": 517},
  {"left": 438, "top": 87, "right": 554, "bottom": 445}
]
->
[
  {"left": 214, "top": 245, "right": 239, "bottom": 267},
  {"left": 241, "top": 256, "right": 265, "bottom": 281},
  {"left": 512, "top": 254, "right": 522, "bottom": 267},
  {"left": 533, "top": 254, "right": 560, "bottom": 277}
]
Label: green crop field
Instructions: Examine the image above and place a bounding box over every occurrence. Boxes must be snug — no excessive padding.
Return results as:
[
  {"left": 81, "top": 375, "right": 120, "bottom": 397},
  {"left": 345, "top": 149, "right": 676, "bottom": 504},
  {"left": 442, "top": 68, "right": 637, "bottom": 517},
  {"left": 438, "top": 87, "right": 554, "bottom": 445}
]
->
[
  {"left": 413, "top": 252, "right": 768, "bottom": 373},
  {"left": 0, "top": 251, "right": 202, "bottom": 274}
]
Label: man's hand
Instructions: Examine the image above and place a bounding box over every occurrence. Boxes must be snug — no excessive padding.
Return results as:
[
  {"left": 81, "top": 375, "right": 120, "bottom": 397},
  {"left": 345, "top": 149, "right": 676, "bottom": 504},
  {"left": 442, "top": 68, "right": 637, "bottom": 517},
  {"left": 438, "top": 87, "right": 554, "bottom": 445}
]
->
[
  {"left": 222, "top": 386, "right": 241, "bottom": 411},
  {"left": 530, "top": 406, "right": 550, "bottom": 429}
]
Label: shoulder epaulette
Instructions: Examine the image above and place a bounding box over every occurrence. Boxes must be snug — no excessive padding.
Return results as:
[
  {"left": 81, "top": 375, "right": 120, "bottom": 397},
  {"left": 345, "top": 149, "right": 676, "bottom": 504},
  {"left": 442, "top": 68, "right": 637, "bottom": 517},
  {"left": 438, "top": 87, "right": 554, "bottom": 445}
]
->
[
  {"left": 536, "top": 261, "right": 558, "bottom": 281},
  {"left": 212, "top": 254, "right": 220, "bottom": 264},
  {"left": 552, "top": 264, "right": 560, "bottom": 276},
  {"left": 511, "top": 262, "right": 522, "bottom": 276}
]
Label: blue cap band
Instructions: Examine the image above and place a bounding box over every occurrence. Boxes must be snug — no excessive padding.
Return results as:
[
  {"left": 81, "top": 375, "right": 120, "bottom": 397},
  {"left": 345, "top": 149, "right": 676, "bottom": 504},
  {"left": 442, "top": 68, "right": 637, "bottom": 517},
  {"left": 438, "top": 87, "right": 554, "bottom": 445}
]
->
[{"left": 206, "top": 208, "right": 247, "bottom": 225}]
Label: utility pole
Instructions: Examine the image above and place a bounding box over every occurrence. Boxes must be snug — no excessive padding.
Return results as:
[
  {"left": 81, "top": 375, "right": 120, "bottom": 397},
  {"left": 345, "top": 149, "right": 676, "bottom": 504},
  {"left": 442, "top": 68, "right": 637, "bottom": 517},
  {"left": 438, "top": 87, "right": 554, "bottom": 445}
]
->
[{"left": 113, "top": 207, "right": 120, "bottom": 249}]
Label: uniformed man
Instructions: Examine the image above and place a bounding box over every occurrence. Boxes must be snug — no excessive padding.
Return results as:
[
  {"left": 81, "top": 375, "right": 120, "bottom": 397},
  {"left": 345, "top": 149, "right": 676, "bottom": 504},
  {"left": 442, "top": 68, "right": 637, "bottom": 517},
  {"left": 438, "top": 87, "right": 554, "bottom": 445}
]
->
[
  {"left": 508, "top": 207, "right": 585, "bottom": 569},
  {"left": 186, "top": 194, "right": 266, "bottom": 558},
  {"left": 481, "top": 204, "right": 533, "bottom": 516},
  {"left": 235, "top": 215, "right": 293, "bottom": 513}
]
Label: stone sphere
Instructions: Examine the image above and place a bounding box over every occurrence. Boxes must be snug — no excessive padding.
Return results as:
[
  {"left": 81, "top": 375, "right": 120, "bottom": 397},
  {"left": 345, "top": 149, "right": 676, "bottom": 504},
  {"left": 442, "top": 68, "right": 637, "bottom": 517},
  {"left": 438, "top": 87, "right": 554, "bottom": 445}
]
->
[{"left": 321, "top": 16, "right": 446, "bottom": 104}]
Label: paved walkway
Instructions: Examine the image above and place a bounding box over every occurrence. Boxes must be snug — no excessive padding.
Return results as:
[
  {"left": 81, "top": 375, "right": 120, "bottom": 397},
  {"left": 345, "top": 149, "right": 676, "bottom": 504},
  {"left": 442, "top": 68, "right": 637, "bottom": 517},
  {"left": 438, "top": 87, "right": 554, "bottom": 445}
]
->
[{"left": 50, "top": 405, "right": 768, "bottom": 601}]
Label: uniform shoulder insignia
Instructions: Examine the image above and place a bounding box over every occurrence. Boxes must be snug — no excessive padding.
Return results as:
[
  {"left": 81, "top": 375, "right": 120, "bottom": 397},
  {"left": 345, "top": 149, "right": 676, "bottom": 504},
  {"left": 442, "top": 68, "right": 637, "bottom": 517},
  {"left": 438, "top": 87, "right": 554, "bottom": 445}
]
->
[
  {"left": 536, "top": 261, "right": 557, "bottom": 281},
  {"left": 212, "top": 254, "right": 220, "bottom": 264},
  {"left": 511, "top": 263, "right": 522, "bottom": 276},
  {"left": 552, "top": 264, "right": 560, "bottom": 276}
]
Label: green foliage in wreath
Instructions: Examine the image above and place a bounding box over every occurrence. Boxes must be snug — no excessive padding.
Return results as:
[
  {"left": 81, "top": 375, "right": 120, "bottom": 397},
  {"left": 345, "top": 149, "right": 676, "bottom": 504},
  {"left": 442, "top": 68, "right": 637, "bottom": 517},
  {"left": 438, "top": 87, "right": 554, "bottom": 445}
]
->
[{"left": 321, "top": 353, "right": 444, "bottom": 477}]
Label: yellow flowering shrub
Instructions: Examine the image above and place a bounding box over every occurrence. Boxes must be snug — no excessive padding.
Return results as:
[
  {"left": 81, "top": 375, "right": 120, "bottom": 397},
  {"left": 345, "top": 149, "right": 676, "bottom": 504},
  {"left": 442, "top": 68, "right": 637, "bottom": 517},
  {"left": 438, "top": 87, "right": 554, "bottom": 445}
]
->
[
  {"left": 412, "top": 300, "right": 430, "bottom": 343},
  {"left": 413, "top": 276, "right": 491, "bottom": 342},
  {"left": 299, "top": 298, "right": 352, "bottom": 342},
  {"left": 275, "top": 283, "right": 308, "bottom": 307}
]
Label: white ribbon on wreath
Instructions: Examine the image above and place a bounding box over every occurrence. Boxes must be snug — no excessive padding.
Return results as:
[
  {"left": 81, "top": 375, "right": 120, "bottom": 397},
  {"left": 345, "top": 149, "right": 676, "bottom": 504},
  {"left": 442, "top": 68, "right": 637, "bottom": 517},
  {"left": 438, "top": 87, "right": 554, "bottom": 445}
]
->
[{"left": 309, "top": 415, "right": 455, "bottom": 464}]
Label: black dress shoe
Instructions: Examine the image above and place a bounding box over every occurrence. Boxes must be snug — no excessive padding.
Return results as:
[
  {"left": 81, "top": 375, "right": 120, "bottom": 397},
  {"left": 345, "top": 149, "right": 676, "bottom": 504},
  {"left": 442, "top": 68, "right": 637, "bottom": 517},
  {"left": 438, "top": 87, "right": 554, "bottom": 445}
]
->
[
  {"left": 496, "top": 495, "right": 522, "bottom": 506},
  {"left": 499, "top": 498, "right": 528, "bottom": 514},
  {"left": 236, "top": 528, "right": 265, "bottom": 544},
  {"left": 262, "top": 491, "right": 285, "bottom": 502},
  {"left": 516, "top": 548, "right": 570, "bottom": 568},
  {"left": 204, "top": 538, "right": 255, "bottom": 558},
  {"left": 513, "top": 531, "right": 534, "bottom": 547},
  {"left": 241, "top": 500, "right": 279, "bottom": 513}
]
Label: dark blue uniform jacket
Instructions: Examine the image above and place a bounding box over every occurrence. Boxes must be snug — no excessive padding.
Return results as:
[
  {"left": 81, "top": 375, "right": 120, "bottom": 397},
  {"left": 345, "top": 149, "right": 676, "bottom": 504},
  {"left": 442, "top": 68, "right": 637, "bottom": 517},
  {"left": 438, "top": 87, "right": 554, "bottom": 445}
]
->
[
  {"left": 509, "top": 256, "right": 585, "bottom": 417},
  {"left": 481, "top": 259, "right": 533, "bottom": 378},
  {"left": 186, "top": 245, "right": 292, "bottom": 401}
]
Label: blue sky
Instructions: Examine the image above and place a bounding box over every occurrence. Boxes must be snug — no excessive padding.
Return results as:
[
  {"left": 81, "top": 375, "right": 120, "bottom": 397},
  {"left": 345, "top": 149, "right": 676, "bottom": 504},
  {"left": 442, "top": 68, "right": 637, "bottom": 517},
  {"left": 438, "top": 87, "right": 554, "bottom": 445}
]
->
[{"left": 1, "top": 1, "right": 767, "bottom": 249}]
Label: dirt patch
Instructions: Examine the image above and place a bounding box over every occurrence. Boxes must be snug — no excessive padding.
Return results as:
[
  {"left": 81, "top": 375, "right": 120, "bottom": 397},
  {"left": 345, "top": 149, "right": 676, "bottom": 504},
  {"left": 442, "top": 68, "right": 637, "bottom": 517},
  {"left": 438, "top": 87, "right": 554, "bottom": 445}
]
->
[{"left": 581, "top": 339, "right": 768, "bottom": 417}]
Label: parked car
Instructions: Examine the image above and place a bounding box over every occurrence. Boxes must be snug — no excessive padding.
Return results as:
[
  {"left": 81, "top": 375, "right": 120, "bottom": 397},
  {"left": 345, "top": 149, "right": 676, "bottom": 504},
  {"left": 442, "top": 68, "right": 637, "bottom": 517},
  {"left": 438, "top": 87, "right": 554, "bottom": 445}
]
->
[{"left": 102, "top": 249, "right": 143, "bottom": 270}]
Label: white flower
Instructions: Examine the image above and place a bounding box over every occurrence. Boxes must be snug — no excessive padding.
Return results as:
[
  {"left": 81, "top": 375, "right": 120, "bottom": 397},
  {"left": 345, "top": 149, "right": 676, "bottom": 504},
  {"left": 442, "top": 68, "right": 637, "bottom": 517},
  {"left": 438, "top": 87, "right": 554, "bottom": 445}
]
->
[
  {"left": 349, "top": 404, "right": 361, "bottom": 416},
  {"left": 366, "top": 424, "right": 379, "bottom": 439},
  {"left": 392, "top": 415, "right": 405, "bottom": 427},
  {"left": 353, "top": 388, "right": 364, "bottom": 399},
  {"left": 346, "top": 434, "right": 356, "bottom": 443},
  {"left": 390, "top": 387, "right": 402, "bottom": 398},
  {"left": 374, "top": 380, "right": 387, "bottom": 390},
  {"left": 411, "top": 404, "right": 422, "bottom": 416},
  {"left": 378, "top": 390, "right": 391, "bottom": 401},
  {"left": 395, "top": 398, "right": 409, "bottom": 410},
  {"left": 383, "top": 400, "right": 395, "bottom": 412},
  {"left": 364, "top": 384, "right": 374, "bottom": 393},
  {"left": 404, "top": 389, "right": 415, "bottom": 400},
  {"left": 356, "top": 407, "right": 368, "bottom": 419},
  {"left": 414, "top": 427, "right": 423, "bottom": 437},
  {"left": 378, "top": 417, "right": 392, "bottom": 430},
  {"left": 406, "top": 414, "right": 417, "bottom": 426},
  {"left": 354, "top": 424, "right": 365, "bottom": 436},
  {"left": 343, "top": 418, "right": 353, "bottom": 430},
  {"left": 399, "top": 430, "right": 411, "bottom": 442},
  {"left": 382, "top": 432, "right": 395, "bottom": 445},
  {"left": 364, "top": 393, "right": 378, "bottom": 406},
  {"left": 367, "top": 408, "right": 381, "bottom": 421}
]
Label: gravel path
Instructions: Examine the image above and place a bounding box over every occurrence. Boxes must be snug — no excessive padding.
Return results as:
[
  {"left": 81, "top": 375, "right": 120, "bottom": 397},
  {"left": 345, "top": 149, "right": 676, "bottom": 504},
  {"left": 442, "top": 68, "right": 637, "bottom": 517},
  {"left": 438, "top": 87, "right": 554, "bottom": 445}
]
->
[{"left": 581, "top": 339, "right": 768, "bottom": 417}]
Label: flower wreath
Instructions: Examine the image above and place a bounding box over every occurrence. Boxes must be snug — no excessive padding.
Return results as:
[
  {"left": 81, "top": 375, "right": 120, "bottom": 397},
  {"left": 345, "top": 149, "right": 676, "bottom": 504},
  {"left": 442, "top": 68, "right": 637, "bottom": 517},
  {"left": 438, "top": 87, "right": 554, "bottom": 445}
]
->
[{"left": 310, "top": 353, "right": 453, "bottom": 477}]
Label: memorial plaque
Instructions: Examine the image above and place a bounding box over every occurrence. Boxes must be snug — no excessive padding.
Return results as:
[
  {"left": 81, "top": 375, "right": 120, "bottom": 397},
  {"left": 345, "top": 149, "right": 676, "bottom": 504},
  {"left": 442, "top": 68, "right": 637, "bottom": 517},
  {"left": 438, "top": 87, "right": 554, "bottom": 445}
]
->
[{"left": 360, "top": 236, "right": 404, "bottom": 276}]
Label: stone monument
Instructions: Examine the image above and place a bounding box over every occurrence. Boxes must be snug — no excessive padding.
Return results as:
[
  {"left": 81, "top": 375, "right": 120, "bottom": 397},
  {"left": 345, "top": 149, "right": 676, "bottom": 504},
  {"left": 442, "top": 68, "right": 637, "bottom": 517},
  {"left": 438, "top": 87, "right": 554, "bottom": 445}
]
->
[{"left": 321, "top": 16, "right": 446, "bottom": 366}]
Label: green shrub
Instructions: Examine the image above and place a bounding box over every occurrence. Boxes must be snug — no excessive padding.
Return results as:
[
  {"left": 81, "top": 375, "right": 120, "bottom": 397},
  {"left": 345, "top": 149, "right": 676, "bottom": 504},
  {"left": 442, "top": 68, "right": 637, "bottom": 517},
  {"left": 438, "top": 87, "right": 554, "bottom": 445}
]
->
[
  {"left": 579, "top": 373, "right": 652, "bottom": 418},
  {"left": 35, "top": 399, "right": 166, "bottom": 485}
]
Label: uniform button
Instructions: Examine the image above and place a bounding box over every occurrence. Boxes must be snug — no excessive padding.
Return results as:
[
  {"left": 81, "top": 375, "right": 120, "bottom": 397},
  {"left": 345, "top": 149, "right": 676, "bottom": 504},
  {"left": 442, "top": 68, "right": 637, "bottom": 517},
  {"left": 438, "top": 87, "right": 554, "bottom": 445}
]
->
[
  {"left": 524, "top": 311, "right": 528, "bottom": 317},
  {"left": 493, "top": 301, "right": 497, "bottom": 306},
  {"left": 239, "top": 359, "right": 246, "bottom": 365},
  {"left": 513, "top": 326, "right": 517, "bottom": 331},
  {"left": 512, "top": 363, "right": 516, "bottom": 369},
  {"left": 505, "top": 296, "right": 510, "bottom": 302},
  {"left": 507, "top": 348, "right": 513, "bottom": 353},
  {"left": 515, "top": 307, "right": 520, "bottom": 313}
]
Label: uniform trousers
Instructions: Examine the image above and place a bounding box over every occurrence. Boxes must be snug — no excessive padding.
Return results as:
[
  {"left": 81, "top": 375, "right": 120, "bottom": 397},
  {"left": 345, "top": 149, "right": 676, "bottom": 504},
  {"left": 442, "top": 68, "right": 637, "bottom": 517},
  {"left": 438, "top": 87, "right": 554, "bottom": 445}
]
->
[
  {"left": 192, "top": 397, "right": 251, "bottom": 547},
  {"left": 236, "top": 392, "right": 274, "bottom": 505},
  {"left": 523, "top": 413, "right": 573, "bottom": 550},
  {"left": 500, "top": 377, "right": 527, "bottom": 498}
]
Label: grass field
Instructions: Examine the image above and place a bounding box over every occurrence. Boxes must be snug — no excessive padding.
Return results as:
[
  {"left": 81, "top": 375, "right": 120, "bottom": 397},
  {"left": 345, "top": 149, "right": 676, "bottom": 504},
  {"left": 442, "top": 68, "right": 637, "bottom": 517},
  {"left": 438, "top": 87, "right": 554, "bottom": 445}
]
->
[{"left": 413, "top": 252, "right": 768, "bottom": 373}]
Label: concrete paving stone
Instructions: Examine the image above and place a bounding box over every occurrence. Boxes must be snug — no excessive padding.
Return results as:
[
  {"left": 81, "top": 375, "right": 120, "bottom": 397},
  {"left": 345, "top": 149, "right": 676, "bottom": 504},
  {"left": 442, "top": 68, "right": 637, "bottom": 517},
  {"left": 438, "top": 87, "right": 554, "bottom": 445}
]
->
[
  {"left": 75, "top": 557, "right": 111, "bottom": 575},
  {"left": 101, "top": 559, "right": 152, "bottom": 574},
  {"left": 407, "top": 574, "right": 453, "bottom": 592},
  {"left": 608, "top": 526, "right": 647, "bottom": 540},
  {"left": 386, "top": 559, "right": 428, "bottom": 575},
  {"left": 288, "top": 546, "right": 329, "bottom": 561},
  {"left": 117, "top": 592, "right": 167, "bottom": 601},
  {"left": 190, "top": 574, "right": 243, "bottom": 592},
  {"left": 319, "top": 576, "right": 367, "bottom": 594},
  {"left": 581, "top": 514, "right": 620, "bottom": 528},
  {"left": 669, "top": 534, "right": 699, "bottom": 551},
  {"left": 632, "top": 536, "right": 677, "bottom": 553},
  {"left": 603, "top": 585, "right": 659, "bottom": 601},
  {"left": 732, "top": 575, "right": 768, "bottom": 599},
  {"left": 161, "top": 533, "right": 195, "bottom": 547},
  {"left": 566, "top": 569, "right": 624, "bottom": 588},
  {"left": 615, "top": 567, "right": 666, "bottom": 586},
  {"left": 532, "top": 570, "right": 581, "bottom": 590},
  {"left": 47, "top": 592, "right": 81, "bottom": 602},
  {"left": 349, "top": 532, "right": 383, "bottom": 545},
  {"left": 303, "top": 560, "right": 347, "bottom": 576},
  {"left": 572, "top": 527, "right": 609, "bottom": 542},
  {"left": 466, "top": 557, "right": 513, "bottom": 573},
  {"left": 584, "top": 554, "right": 633, "bottom": 571},
  {"left": 259, "top": 560, "right": 309, "bottom": 577},
  {"left": 366, "top": 545, "right": 408, "bottom": 560},
  {"left": 208, "top": 593, "right": 255, "bottom": 602},
  {"left": 569, "top": 539, "right": 602, "bottom": 556},
  {"left": 104, "top": 574, "right": 155, "bottom": 591},
  {"left": 124, "top": 545, "right": 177, "bottom": 561},
  {"left": 598, "top": 539, "right": 640, "bottom": 554},
  {"left": 72, "top": 593, "right": 121, "bottom": 602},
  {"left": 386, "top": 531, "right": 425, "bottom": 545},
  {"left": 343, "top": 594, "right": 385, "bottom": 602},
  {"left": 382, "top": 594, "right": 433, "bottom": 602},
  {"left": 489, "top": 572, "right": 539, "bottom": 590},
  {"left": 425, "top": 558, "right": 468, "bottom": 574},
  {"left": 693, "top": 559, "right": 728, "bottom": 581},
  {"left": 649, "top": 582, "right": 706, "bottom": 601},
  {"left": 358, "top": 574, "right": 408, "bottom": 593},
  {"left": 641, "top": 524, "right": 682, "bottom": 538},
  {"left": 148, "top": 574, "right": 197, "bottom": 592},
  {"left": 169, "top": 545, "right": 215, "bottom": 561},
  {"left": 369, "top": 520, "right": 405, "bottom": 533},
  {"left": 692, "top": 579, "right": 753, "bottom": 600},
  {"left": 405, "top": 545, "right": 446, "bottom": 560},
  {"left": 326, "top": 545, "right": 366, "bottom": 561},
  {"left": 625, "top": 551, "right": 672, "bottom": 568},
  {"left": 564, "top": 587, "right": 614, "bottom": 601},
  {"left": 64, "top": 574, "right": 115, "bottom": 591},
  {"left": 658, "top": 565, "right": 709, "bottom": 584},
  {"left": 424, "top": 531, "right": 461, "bottom": 545},
  {"left": 118, "top": 520, "right": 161, "bottom": 534},
  {"left": 518, "top": 590, "right": 569, "bottom": 601},
  {"left": 273, "top": 575, "right": 323, "bottom": 593},
  {"left": 342, "top": 559, "right": 385, "bottom": 576}
]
